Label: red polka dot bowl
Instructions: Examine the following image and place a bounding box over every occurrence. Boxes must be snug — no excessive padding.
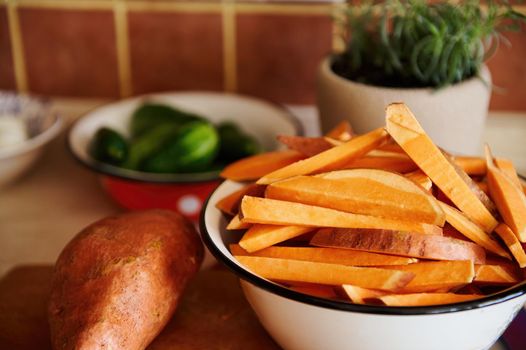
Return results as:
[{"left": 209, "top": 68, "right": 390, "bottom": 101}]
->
[{"left": 67, "top": 92, "right": 301, "bottom": 223}]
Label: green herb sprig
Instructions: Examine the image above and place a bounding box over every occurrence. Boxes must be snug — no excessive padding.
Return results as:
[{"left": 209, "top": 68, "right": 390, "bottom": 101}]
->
[{"left": 332, "top": 0, "right": 526, "bottom": 88}]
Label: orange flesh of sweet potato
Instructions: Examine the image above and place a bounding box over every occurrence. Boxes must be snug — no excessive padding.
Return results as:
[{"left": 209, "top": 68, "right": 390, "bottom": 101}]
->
[
  {"left": 325, "top": 120, "right": 353, "bottom": 141},
  {"left": 235, "top": 256, "right": 414, "bottom": 291},
  {"left": 494, "top": 223, "right": 526, "bottom": 268},
  {"left": 239, "top": 196, "right": 439, "bottom": 234},
  {"left": 384, "top": 260, "right": 475, "bottom": 293},
  {"left": 257, "top": 128, "right": 388, "bottom": 185},
  {"left": 288, "top": 283, "right": 338, "bottom": 299},
  {"left": 277, "top": 135, "right": 333, "bottom": 157},
  {"left": 311, "top": 228, "right": 486, "bottom": 264},
  {"left": 220, "top": 150, "right": 305, "bottom": 181},
  {"left": 485, "top": 146, "right": 526, "bottom": 242},
  {"left": 266, "top": 170, "right": 444, "bottom": 225},
  {"left": 495, "top": 158, "right": 523, "bottom": 189},
  {"left": 238, "top": 225, "right": 313, "bottom": 253},
  {"left": 230, "top": 244, "right": 418, "bottom": 266},
  {"left": 454, "top": 156, "right": 486, "bottom": 176},
  {"left": 442, "top": 151, "right": 497, "bottom": 217},
  {"left": 344, "top": 156, "right": 418, "bottom": 173},
  {"left": 215, "top": 183, "right": 265, "bottom": 216},
  {"left": 474, "top": 264, "right": 520, "bottom": 284},
  {"left": 342, "top": 285, "right": 387, "bottom": 304},
  {"left": 226, "top": 214, "right": 251, "bottom": 230},
  {"left": 405, "top": 170, "right": 433, "bottom": 191},
  {"left": 378, "top": 293, "right": 480, "bottom": 306},
  {"left": 385, "top": 103, "right": 498, "bottom": 233},
  {"left": 438, "top": 201, "right": 510, "bottom": 259}
]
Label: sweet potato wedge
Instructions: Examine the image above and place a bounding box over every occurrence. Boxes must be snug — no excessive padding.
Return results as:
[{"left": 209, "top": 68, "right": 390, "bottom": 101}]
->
[
  {"left": 215, "top": 183, "right": 265, "bottom": 216},
  {"left": 438, "top": 201, "right": 510, "bottom": 259},
  {"left": 277, "top": 135, "right": 333, "bottom": 157},
  {"left": 474, "top": 264, "right": 520, "bottom": 285},
  {"left": 226, "top": 214, "right": 250, "bottom": 230},
  {"left": 442, "top": 151, "right": 497, "bottom": 217},
  {"left": 485, "top": 146, "right": 526, "bottom": 242},
  {"left": 235, "top": 256, "right": 414, "bottom": 291},
  {"left": 342, "top": 285, "right": 387, "bottom": 304},
  {"left": 378, "top": 293, "right": 480, "bottom": 306},
  {"left": 344, "top": 155, "right": 418, "bottom": 173},
  {"left": 48, "top": 210, "right": 203, "bottom": 350},
  {"left": 240, "top": 196, "right": 439, "bottom": 234},
  {"left": 325, "top": 120, "right": 353, "bottom": 141},
  {"left": 495, "top": 158, "right": 523, "bottom": 189},
  {"left": 453, "top": 156, "right": 486, "bottom": 176},
  {"left": 494, "top": 223, "right": 526, "bottom": 268},
  {"left": 385, "top": 103, "right": 498, "bottom": 233},
  {"left": 405, "top": 170, "right": 433, "bottom": 191},
  {"left": 230, "top": 244, "right": 418, "bottom": 266},
  {"left": 271, "top": 169, "right": 444, "bottom": 225},
  {"left": 238, "top": 225, "right": 313, "bottom": 253},
  {"left": 220, "top": 150, "right": 305, "bottom": 181},
  {"left": 257, "top": 128, "right": 388, "bottom": 185},
  {"left": 384, "top": 260, "right": 475, "bottom": 293},
  {"left": 288, "top": 283, "right": 338, "bottom": 299},
  {"left": 311, "top": 228, "right": 486, "bottom": 264}
]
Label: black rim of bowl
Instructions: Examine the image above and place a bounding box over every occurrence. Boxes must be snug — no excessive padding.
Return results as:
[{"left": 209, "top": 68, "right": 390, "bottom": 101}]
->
[
  {"left": 66, "top": 95, "right": 304, "bottom": 184},
  {"left": 200, "top": 181, "right": 526, "bottom": 316}
]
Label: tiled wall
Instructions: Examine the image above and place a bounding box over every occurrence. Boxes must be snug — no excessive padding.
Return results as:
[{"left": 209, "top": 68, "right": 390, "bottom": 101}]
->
[{"left": 1, "top": 0, "right": 525, "bottom": 110}]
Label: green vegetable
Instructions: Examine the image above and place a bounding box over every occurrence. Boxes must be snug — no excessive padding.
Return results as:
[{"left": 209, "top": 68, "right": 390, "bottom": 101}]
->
[
  {"left": 89, "top": 127, "right": 128, "bottom": 165},
  {"left": 141, "top": 121, "right": 219, "bottom": 173},
  {"left": 217, "top": 121, "right": 262, "bottom": 162},
  {"left": 130, "top": 103, "right": 202, "bottom": 137},
  {"left": 333, "top": 0, "right": 526, "bottom": 88},
  {"left": 123, "top": 123, "right": 180, "bottom": 170}
]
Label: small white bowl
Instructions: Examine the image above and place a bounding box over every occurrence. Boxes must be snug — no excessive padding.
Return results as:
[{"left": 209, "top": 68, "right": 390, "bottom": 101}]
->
[
  {"left": 201, "top": 180, "right": 526, "bottom": 350},
  {"left": 0, "top": 92, "right": 62, "bottom": 188}
]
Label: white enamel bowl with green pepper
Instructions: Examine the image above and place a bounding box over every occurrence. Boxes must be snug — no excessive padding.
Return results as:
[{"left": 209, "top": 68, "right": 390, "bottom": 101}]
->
[{"left": 68, "top": 92, "right": 301, "bottom": 182}]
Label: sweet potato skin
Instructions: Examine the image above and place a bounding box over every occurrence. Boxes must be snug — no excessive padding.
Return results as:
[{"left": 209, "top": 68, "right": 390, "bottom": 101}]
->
[{"left": 48, "top": 210, "right": 204, "bottom": 350}]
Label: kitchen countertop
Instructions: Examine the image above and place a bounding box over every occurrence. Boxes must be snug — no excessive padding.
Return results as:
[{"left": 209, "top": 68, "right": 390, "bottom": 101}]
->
[{"left": 1, "top": 98, "right": 526, "bottom": 278}]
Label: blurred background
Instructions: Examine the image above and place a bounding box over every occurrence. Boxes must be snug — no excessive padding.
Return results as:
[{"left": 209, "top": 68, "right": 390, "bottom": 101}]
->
[{"left": 1, "top": 0, "right": 524, "bottom": 110}]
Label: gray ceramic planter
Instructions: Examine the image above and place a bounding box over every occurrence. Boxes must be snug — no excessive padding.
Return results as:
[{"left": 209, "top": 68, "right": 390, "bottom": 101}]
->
[{"left": 317, "top": 57, "right": 492, "bottom": 155}]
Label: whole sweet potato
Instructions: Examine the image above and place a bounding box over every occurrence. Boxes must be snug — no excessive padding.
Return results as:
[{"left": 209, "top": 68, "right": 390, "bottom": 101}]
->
[{"left": 48, "top": 210, "right": 203, "bottom": 350}]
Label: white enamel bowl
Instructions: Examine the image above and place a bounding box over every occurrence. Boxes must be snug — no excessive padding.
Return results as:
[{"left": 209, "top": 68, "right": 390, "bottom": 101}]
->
[
  {"left": 0, "top": 92, "right": 62, "bottom": 188},
  {"left": 201, "top": 180, "right": 526, "bottom": 350}
]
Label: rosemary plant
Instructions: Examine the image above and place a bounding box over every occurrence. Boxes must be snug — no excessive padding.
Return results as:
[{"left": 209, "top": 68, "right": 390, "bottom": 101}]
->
[{"left": 332, "top": 0, "right": 526, "bottom": 88}]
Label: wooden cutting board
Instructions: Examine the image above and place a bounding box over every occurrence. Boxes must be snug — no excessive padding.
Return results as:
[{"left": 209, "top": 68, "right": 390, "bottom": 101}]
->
[{"left": 0, "top": 265, "right": 280, "bottom": 350}]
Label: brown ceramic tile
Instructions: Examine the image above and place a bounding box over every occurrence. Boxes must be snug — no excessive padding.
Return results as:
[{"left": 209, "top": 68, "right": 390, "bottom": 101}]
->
[
  {"left": 488, "top": 29, "right": 526, "bottom": 111},
  {"left": 128, "top": 12, "right": 223, "bottom": 94},
  {"left": 18, "top": 8, "right": 119, "bottom": 98},
  {"left": 236, "top": 14, "right": 333, "bottom": 104},
  {"left": 0, "top": 6, "right": 16, "bottom": 90}
]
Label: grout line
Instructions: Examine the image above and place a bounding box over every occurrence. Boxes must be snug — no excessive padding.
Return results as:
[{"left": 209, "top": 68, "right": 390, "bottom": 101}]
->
[
  {"left": 234, "top": 3, "right": 333, "bottom": 15},
  {"left": 6, "top": 1, "right": 28, "bottom": 93},
  {"left": 126, "top": 1, "right": 221, "bottom": 13},
  {"left": 9, "top": 0, "right": 526, "bottom": 16},
  {"left": 15, "top": 0, "right": 113, "bottom": 10},
  {"left": 222, "top": 0, "right": 237, "bottom": 93},
  {"left": 331, "top": 2, "right": 345, "bottom": 53},
  {"left": 113, "top": 0, "right": 132, "bottom": 97}
]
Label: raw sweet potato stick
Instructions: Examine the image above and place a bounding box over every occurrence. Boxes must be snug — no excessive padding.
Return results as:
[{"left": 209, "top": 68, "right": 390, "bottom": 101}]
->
[
  {"left": 235, "top": 256, "right": 414, "bottom": 291},
  {"left": 385, "top": 103, "right": 498, "bottom": 233},
  {"left": 485, "top": 145, "right": 526, "bottom": 242},
  {"left": 220, "top": 150, "right": 304, "bottom": 181},
  {"left": 240, "top": 196, "right": 440, "bottom": 234},
  {"left": 257, "top": 128, "right": 388, "bottom": 185}
]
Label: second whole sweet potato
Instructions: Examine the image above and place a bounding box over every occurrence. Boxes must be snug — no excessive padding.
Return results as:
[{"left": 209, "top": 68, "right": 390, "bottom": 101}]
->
[{"left": 48, "top": 209, "right": 203, "bottom": 350}]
